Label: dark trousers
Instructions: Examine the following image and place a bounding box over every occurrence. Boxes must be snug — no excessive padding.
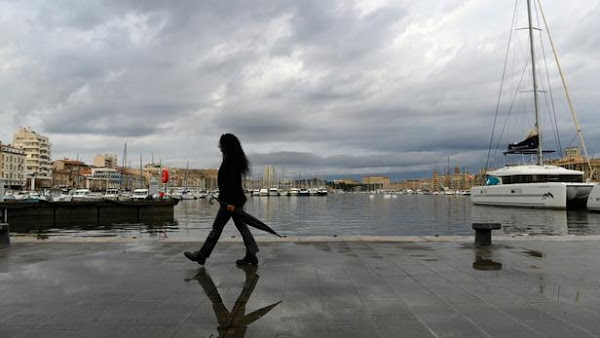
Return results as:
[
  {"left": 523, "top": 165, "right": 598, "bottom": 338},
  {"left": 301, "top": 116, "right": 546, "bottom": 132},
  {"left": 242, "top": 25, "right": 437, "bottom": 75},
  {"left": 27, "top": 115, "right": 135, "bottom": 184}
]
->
[{"left": 199, "top": 205, "right": 259, "bottom": 257}]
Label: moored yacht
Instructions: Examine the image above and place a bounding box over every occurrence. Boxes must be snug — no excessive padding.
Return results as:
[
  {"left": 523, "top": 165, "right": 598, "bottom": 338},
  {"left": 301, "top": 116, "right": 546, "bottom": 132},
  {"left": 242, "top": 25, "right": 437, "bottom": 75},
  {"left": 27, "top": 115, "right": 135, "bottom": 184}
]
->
[
  {"left": 586, "top": 185, "right": 600, "bottom": 211},
  {"left": 471, "top": 165, "right": 594, "bottom": 209},
  {"left": 471, "top": 0, "right": 596, "bottom": 210},
  {"left": 172, "top": 187, "right": 195, "bottom": 200},
  {"left": 72, "top": 189, "right": 104, "bottom": 202},
  {"left": 103, "top": 188, "right": 120, "bottom": 200},
  {"left": 131, "top": 188, "right": 150, "bottom": 200}
]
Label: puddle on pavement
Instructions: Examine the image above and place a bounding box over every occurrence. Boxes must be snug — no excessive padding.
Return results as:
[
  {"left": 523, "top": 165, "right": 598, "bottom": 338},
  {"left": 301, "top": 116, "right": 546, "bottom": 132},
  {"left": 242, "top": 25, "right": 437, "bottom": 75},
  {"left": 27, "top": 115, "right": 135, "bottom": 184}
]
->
[
  {"left": 472, "top": 256, "right": 503, "bottom": 271},
  {"left": 399, "top": 245, "right": 432, "bottom": 251},
  {"left": 186, "top": 265, "right": 281, "bottom": 335},
  {"left": 409, "top": 254, "right": 427, "bottom": 257},
  {"left": 470, "top": 246, "right": 504, "bottom": 271},
  {"left": 522, "top": 249, "right": 544, "bottom": 258}
]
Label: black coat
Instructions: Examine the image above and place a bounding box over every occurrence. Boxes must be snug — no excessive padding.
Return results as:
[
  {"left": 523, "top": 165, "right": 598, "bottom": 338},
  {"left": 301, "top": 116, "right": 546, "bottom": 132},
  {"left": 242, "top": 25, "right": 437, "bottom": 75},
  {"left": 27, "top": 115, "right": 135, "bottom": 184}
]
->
[{"left": 218, "top": 160, "right": 247, "bottom": 207}]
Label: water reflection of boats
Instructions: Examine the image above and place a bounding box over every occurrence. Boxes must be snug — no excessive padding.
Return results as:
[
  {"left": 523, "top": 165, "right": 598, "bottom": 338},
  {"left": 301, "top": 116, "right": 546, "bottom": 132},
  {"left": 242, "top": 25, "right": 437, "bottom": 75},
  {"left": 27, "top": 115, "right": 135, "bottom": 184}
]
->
[
  {"left": 471, "top": 205, "right": 568, "bottom": 236},
  {"left": 471, "top": 205, "right": 600, "bottom": 236}
]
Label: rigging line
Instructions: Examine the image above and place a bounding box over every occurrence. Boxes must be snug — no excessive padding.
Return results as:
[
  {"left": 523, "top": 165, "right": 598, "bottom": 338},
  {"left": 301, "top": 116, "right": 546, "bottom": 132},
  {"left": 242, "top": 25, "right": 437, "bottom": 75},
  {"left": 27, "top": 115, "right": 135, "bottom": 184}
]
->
[
  {"left": 537, "top": 0, "right": 594, "bottom": 178},
  {"left": 492, "top": 59, "right": 530, "bottom": 159},
  {"left": 566, "top": 134, "right": 578, "bottom": 148},
  {"left": 485, "top": 0, "right": 519, "bottom": 177},
  {"left": 535, "top": 2, "right": 562, "bottom": 158}
]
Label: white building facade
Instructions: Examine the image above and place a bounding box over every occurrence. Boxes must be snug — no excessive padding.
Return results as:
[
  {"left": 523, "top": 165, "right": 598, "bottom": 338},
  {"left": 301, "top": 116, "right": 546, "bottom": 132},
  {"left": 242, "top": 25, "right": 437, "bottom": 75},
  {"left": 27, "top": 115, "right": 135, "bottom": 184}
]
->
[
  {"left": 0, "top": 141, "right": 27, "bottom": 188},
  {"left": 12, "top": 127, "right": 52, "bottom": 185}
]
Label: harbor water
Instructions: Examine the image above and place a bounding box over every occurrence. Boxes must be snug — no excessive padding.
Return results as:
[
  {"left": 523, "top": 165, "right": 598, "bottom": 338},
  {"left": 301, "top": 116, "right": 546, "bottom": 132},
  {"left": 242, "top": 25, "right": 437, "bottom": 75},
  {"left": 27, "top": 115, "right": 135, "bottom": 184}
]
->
[{"left": 9, "top": 194, "right": 600, "bottom": 239}]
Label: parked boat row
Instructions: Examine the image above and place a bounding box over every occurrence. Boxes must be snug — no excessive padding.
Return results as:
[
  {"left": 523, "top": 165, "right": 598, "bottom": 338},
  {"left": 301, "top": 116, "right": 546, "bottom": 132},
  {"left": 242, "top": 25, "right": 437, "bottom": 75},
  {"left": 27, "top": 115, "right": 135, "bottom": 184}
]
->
[
  {"left": 249, "top": 187, "right": 328, "bottom": 196},
  {"left": 2, "top": 188, "right": 181, "bottom": 202}
]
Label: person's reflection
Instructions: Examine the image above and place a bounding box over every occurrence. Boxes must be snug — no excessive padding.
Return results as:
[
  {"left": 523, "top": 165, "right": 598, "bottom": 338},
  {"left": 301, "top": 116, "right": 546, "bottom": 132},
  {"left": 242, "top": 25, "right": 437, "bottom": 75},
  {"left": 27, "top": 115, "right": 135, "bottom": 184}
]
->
[{"left": 187, "top": 266, "right": 281, "bottom": 337}]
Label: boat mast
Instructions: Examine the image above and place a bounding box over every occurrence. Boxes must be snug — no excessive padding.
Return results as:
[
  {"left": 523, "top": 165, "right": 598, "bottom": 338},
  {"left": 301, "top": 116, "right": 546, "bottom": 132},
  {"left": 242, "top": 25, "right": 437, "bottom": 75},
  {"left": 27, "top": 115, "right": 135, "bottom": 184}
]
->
[
  {"left": 537, "top": 0, "right": 594, "bottom": 179},
  {"left": 527, "top": 0, "right": 543, "bottom": 165},
  {"left": 120, "top": 143, "right": 127, "bottom": 190},
  {"left": 139, "top": 153, "right": 143, "bottom": 189}
]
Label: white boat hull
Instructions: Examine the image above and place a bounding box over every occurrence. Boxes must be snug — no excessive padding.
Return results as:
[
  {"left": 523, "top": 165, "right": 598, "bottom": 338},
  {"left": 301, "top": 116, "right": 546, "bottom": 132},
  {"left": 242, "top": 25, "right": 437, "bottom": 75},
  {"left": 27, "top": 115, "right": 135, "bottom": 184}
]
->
[
  {"left": 586, "top": 184, "right": 600, "bottom": 211},
  {"left": 471, "top": 182, "right": 594, "bottom": 209}
]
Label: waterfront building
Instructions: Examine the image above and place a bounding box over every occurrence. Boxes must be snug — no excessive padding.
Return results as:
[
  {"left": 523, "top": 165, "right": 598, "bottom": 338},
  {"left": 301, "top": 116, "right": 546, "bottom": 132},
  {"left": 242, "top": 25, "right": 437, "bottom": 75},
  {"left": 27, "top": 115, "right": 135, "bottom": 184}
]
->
[
  {"left": 292, "top": 177, "right": 325, "bottom": 189},
  {"left": 139, "top": 164, "right": 216, "bottom": 190},
  {"left": 170, "top": 168, "right": 215, "bottom": 190},
  {"left": 12, "top": 127, "right": 52, "bottom": 187},
  {"left": 264, "top": 165, "right": 276, "bottom": 188},
  {"left": 52, "top": 159, "right": 90, "bottom": 188},
  {"left": 93, "top": 154, "right": 118, "bottom": 168},
  {"left": 362, "top": 176, "right": 390, "bottom": 190},
  {"left": 143, "top": 162, "right": 161, "bottom": 185},
  {"left": 547, "top": 147, "right": 600, "bottom": 181},
  {"left": 87, "top": 167, "right": 121, "bottom": 190},
  {"left": 333, "top": 179, "right": 361, "bottom": 185},
  {"left": 0, "top": 141, "right": 27, "bottom": 189}
]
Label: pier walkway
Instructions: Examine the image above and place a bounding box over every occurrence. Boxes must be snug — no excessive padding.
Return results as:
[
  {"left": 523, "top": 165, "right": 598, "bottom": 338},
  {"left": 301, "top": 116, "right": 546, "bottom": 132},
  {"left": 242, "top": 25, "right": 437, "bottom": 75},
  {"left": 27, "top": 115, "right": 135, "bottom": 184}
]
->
[{"left": 2, "top": 236, "right": 600, "bottom": 337}]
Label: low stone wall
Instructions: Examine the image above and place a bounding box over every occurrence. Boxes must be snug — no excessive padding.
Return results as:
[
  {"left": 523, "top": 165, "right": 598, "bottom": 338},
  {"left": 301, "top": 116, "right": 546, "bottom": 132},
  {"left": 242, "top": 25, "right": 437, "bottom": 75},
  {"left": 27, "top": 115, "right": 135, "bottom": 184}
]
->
[{"left": 0, "top": 200, "right": 176, "bottom": 233}]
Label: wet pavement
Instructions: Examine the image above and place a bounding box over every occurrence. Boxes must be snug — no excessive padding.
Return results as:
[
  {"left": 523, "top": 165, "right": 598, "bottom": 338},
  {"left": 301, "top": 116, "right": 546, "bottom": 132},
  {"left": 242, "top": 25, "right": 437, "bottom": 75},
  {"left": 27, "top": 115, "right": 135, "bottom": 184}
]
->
[{"left": 2, "top": 236, "right": 600, "bottom": 337}]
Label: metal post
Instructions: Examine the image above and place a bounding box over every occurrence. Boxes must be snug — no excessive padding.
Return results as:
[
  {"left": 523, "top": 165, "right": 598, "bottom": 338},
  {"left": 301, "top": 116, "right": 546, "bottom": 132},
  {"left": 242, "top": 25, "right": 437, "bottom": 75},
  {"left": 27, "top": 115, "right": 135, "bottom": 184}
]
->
[
  {"left": 527, "top": 0, "right": 543, "bottom": 164},
  {"left": 0, "top": 222, "right": 9, "bottom": 247}
]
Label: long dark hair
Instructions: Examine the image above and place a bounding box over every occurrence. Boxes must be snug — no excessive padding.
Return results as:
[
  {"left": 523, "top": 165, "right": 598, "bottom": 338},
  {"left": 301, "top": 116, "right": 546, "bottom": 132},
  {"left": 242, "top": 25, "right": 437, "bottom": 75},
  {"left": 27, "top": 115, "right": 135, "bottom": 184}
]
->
[{"left": 219, "top": 133, "right": 250, "bottom": 176}]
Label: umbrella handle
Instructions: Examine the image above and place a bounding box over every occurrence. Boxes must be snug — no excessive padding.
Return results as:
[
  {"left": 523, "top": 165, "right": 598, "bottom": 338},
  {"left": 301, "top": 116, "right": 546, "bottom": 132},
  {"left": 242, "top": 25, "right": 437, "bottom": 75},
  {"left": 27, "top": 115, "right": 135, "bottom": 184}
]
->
[{"left": 207, "top": 194, "right": 223, "bottom": 206}]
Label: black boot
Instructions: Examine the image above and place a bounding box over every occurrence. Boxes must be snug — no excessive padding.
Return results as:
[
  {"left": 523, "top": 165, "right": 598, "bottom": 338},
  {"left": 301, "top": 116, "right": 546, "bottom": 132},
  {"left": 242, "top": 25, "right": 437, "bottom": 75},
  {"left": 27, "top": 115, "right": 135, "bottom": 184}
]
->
[
  {"left": 236, "top": 252, "right": 258, "bottom": 266},
  {"left": 184, "top": 251, "right": 206, "bottom": 265}
]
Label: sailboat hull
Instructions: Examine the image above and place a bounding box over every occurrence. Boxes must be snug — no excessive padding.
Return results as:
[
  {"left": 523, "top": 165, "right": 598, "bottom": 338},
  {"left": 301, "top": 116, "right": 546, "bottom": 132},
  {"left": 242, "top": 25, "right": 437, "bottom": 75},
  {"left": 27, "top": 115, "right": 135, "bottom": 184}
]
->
[
  {"left": 471, "top": 182, "right": 594, "bottom": 209},
  {"left": 586, "top": 185, "right": 600, "bottom": 211}
]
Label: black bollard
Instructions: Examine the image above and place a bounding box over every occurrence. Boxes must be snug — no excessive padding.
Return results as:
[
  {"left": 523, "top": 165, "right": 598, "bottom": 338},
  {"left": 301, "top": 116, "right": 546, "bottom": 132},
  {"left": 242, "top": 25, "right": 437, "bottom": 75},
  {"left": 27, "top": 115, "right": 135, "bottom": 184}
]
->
[
  {"left": 472, "top": 223, "right": 501, "bottom": 246},
  {"left": 0, "top": 222, "right": 10, "bottom": 248}
]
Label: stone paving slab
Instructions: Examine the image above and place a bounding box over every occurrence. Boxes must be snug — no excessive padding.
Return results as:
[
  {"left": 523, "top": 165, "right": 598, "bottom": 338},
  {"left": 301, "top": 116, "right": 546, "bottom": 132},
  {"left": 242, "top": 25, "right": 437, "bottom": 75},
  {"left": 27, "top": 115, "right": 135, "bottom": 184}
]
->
[{"left": 1, "top": 238, "right": 600, "bottom": 337}]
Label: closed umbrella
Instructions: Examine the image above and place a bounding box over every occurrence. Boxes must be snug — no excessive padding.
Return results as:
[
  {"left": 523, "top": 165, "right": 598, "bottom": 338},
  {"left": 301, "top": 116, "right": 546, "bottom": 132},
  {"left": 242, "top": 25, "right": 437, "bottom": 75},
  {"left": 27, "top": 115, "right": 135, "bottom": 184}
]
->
[{"left": 209, "top": 196, "right": 282, "bottom": 238}]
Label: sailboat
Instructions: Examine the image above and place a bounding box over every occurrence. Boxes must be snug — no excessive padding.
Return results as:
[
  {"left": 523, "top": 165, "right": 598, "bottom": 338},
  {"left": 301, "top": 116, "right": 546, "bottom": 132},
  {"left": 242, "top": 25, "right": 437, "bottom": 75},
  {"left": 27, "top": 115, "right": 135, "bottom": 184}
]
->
[
  {"left": 172, "top": 162, "right": 195, "bottom": 200},
  {"left": 470, "top": 0, "right": 595, "bottom": 209}
]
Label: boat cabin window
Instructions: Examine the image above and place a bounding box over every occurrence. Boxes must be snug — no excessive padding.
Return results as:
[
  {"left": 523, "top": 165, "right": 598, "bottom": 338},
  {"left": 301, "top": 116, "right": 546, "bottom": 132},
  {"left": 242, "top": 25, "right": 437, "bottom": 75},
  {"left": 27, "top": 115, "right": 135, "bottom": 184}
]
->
[{"left": 501, "top": 174, "right": 583, "bottom": 184}]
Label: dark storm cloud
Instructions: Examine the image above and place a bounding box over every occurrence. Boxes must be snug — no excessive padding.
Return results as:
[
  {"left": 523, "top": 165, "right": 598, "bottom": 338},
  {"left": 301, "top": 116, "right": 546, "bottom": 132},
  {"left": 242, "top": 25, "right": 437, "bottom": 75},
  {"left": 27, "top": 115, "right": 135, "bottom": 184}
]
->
[
  {"left": 0, "top": 0, "right": 598, "bottom": 177},
  {"left": 250, "top": 151, "right": 437, "bottom": 171}
]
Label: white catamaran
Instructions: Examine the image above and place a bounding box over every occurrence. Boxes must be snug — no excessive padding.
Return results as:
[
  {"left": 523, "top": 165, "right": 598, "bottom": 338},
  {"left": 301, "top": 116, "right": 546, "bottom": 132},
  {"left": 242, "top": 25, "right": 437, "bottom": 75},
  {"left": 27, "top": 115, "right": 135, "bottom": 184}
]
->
[{"left": 470, "top": 0, "right": 595, "bottom": 209}]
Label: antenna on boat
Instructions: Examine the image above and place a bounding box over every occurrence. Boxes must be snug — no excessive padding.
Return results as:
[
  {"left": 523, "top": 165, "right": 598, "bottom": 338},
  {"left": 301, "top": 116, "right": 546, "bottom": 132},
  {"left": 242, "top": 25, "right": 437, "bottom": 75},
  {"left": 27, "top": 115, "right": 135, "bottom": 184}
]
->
[{"left": 527, "top": 0, "right": 543, "bottom": 165}]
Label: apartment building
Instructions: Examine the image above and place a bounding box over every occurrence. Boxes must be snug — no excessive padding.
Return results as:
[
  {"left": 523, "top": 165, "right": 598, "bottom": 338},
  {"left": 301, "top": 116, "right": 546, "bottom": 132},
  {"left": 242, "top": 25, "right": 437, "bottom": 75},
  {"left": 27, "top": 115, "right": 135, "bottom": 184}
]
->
[
  {"left": 264, "top": 165, "right": 276, "bottom": 187},
  {"left": 0, "top": 141, "right": 26, "bottom": 188},
  {"left": 52, "top": 159, "right": 90, "bottom": 188},
  {"left": 362, "top": 175, "right": 390, "bottom": 188},
  {"left": 12, "top": 127, "right": 52, "bottom": 185},
  {"left": 93, "top": 154, "right": 118, "bottom": 168},
  {"left": 87, "top": 167, "right": 121, "bottom": 190}
]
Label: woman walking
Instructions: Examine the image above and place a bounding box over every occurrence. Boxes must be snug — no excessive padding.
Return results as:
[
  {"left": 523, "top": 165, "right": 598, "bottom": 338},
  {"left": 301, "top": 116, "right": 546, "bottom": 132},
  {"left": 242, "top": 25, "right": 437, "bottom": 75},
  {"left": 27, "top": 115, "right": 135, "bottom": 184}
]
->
[{"left": 184, "top": 133, "right": 259, "bottom": 266}]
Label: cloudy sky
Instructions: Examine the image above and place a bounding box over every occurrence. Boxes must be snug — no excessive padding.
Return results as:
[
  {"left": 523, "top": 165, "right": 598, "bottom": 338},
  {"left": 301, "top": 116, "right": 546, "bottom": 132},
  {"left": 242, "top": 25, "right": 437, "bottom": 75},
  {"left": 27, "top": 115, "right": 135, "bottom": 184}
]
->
[{"left": 1, "top": 0, "right": 599, "bottom": 180}]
